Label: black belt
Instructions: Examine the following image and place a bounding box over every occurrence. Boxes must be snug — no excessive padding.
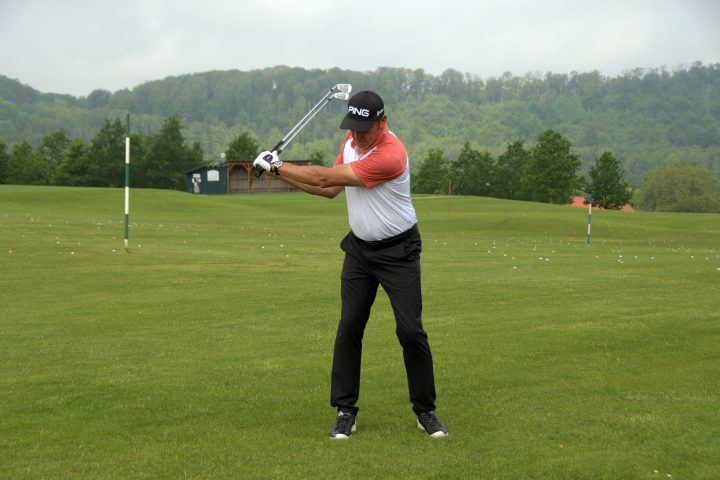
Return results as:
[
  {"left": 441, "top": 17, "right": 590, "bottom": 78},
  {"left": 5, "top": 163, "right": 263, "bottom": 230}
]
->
[{"left": 353, "top": 224, "right": 417, "bottom": 249}]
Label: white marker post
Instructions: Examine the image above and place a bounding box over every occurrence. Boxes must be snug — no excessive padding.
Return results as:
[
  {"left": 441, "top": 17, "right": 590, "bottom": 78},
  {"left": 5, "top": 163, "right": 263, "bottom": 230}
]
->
[
  {"left": 124, "top": 113, "right": 130, "bottom": 253},
  {"left": 586, "top": 194, "right": 593, "bottom": 246}
]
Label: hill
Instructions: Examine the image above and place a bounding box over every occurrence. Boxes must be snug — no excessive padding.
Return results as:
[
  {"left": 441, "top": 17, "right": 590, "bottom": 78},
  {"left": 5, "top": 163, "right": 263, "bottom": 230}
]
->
[{"left": 1, "top": 63, "right": 719, "bottom": 185}]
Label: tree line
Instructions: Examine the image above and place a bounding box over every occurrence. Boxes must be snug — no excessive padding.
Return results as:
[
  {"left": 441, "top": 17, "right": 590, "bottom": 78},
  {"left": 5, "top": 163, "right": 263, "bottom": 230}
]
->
[
  {"left": 1, "top": 62, "right": 718, "bottom": 187},
  {"left": 411, "top": 130, "right": 719, "bottom": 212},
  {"left": 411, "top": 130, "right": 632, "bottom": 208},
  {"left": 0, "top": 116, "right": 203, "bottom": 190},
  {"left": 3, "top": 114, "right": 716, "bottom": 212}
]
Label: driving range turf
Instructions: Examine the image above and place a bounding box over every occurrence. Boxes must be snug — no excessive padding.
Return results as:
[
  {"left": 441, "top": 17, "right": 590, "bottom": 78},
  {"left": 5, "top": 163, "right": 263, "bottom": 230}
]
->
[{"left": 1, "top": 185, "right": 718, "bottom": 479}]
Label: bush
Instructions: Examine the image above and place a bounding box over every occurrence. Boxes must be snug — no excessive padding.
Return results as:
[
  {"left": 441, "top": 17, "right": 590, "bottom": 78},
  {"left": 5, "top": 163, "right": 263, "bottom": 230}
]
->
[{"left": 635, "top": 162, "right": 720, "bottom": 212}]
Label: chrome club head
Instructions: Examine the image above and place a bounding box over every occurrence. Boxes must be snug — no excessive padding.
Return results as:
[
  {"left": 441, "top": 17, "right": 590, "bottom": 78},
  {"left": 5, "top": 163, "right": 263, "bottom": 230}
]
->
[{"left": 336, "top": 83, "right": 352, "bottom": 94}]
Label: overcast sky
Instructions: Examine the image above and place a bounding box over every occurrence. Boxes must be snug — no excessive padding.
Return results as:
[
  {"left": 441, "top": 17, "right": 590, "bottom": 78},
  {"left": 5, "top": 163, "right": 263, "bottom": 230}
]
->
[{"left": 1, "top": 0, "right": 718, "bottom": 97}]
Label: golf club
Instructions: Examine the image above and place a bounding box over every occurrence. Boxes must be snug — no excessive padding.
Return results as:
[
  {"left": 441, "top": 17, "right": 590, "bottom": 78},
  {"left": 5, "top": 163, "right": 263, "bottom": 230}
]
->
[{"left": 253, "top": 83, "right": 352, "bottom": 178}]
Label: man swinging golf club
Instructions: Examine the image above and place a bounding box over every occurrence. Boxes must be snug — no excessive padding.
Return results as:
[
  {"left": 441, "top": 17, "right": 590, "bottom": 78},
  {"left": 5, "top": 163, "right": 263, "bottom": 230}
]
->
[{"left": 253, "top": 90, "right": 448, "bottom": 439}]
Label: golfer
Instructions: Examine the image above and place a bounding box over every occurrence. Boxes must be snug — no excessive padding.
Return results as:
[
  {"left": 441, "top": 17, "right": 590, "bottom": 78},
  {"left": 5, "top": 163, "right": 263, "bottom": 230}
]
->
[{"left": 253, "top": 90, "right": 448, "bottom": 439}]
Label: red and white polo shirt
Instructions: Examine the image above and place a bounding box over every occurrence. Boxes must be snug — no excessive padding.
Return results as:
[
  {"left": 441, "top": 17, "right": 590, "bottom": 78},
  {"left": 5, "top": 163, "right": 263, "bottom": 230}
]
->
[{"left": 333, "top": 125, "right": 417, "bottom": 241}]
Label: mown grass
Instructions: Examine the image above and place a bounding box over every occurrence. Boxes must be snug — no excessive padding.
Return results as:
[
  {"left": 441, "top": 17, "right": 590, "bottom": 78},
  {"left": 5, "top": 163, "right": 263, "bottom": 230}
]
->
[{"left": 1, "top": 185, "right": 718, "bottom": 479}]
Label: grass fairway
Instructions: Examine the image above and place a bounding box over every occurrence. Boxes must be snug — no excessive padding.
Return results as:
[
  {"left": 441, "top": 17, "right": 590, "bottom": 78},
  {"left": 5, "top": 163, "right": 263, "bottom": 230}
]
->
[{"left": 1, "top": 185, "right": 718, "bottom": 479}]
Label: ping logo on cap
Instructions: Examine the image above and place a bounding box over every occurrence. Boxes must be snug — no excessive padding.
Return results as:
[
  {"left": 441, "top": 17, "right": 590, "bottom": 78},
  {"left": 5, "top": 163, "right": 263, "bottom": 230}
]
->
[{"left": 349, "top": 106, "right": 371, "bottom": 117}]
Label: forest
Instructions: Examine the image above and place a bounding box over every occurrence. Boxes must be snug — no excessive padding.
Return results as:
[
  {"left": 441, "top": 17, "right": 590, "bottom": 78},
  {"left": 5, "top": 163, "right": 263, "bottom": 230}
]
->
[{"left": 0, "top": 62, "right": 718, "bottom": 194}]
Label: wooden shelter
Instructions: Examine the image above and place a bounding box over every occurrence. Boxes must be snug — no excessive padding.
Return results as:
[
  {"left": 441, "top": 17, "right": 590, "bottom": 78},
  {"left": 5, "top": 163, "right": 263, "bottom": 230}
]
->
[{"left": 185, "top": 160, "right": 311, "bottom": 194}]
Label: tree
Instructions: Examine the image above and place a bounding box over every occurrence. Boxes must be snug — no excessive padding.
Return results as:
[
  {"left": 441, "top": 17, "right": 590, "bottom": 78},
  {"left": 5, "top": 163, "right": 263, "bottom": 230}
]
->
[
  {"left": 634, "top": 162, "right": 720, "bottom": 212},
  {"left": 7, "top": 141, "right": 43, "bottom": 185},
  {"left": 410, "top": 68, "right": 431, "bottom": 102},
  {"left": 412, "top": 149, "right": 450, "bottom": 194},
  {"left": 225, "top": 132, "right": 259, "bottom": 161},
  {"left": 493, "top": 141, "right": 529, "bottom": 199},
  {"left": 187, "top": 141, "right": 204, "bottom": 172},
  {"left": 309, "top": 151, "right": 325, "bottom": 166},
  {"left": 586, "top": 151, "right": 633, "bottom": 209},
  {"left": 136, "top": 116, "right": 200, "bottom": 189},
  {"left": 54, "top": 139, "right": 90, "bottom": 186},
  {"left": 87, "top": 119, "right": 127, "bottom": 187},
  {"left": 0, "top": 141, "right": 9, "bottom": 183},
  {"left": 521, "top": 130, "right": 581, "bottom": 204},
  {"left": 450, "top": 142, "right": 493, "bottom": 196},
  {"left": 39, "top": 130, "right": 70, "bottom": 185},
  {"left": 86, "top": 89, "right": 111, "bottom": 108}
]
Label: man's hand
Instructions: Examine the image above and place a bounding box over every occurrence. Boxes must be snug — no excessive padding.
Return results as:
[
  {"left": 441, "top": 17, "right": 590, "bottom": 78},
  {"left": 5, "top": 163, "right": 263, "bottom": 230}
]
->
[{"left": 253, "top": 151, "right": 281, "bottom": 175}]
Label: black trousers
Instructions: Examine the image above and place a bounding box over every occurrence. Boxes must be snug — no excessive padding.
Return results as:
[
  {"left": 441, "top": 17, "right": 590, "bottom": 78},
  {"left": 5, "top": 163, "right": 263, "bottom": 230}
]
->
[{"left": 330, "top": 224, "right": 437, "bottom": 415}]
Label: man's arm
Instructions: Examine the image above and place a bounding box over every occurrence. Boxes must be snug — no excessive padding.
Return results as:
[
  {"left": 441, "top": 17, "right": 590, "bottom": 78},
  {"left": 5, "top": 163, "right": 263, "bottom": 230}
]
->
[
  {"left": 277, "top": 162, "right": 364, "bottom": 189},
  {"left": 277, "top": 174, "right": 344, "bottom": 199}
]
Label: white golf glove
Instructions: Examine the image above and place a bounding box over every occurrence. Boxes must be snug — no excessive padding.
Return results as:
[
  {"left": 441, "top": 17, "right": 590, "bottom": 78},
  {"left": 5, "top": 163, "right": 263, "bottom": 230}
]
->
[{"left": 253, "top": 151, "right": 280, "bottom": 174}]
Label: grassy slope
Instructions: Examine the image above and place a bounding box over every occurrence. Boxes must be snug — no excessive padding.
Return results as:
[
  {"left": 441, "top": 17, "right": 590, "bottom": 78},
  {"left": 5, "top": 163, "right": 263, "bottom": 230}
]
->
[{"left": 1, "top": 185, "right": 718, "bottom": 479}]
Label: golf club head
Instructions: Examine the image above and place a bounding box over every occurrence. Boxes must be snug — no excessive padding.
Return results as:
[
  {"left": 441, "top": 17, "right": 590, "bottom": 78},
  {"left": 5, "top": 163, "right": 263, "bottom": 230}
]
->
[
  {"left": 335, "top": 83, "right": 352, "bottom": 94},
  {"left": 333, "top": 92, "right": 350, "bottom": 100}
]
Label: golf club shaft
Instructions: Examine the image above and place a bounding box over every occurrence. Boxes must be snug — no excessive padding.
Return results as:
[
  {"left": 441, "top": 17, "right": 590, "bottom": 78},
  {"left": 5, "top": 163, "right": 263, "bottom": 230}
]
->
[
  {"left": 254, "top": 84, "right": 350, "bottom": 178},
  {"left": 274, "top": 89, "right": 338, "bottom": 153},
  {"left": 274, "top": 97, "right": 334, "bottom": 154}
]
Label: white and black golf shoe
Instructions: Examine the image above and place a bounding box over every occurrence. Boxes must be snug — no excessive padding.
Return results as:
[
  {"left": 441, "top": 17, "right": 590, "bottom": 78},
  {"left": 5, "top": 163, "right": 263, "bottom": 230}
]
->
[
  {"left": 329, "top": 411, "right": 356, "bottom": 440},
  {"left": 416, "top": 410, "right": 448, "bottom": 438}
]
